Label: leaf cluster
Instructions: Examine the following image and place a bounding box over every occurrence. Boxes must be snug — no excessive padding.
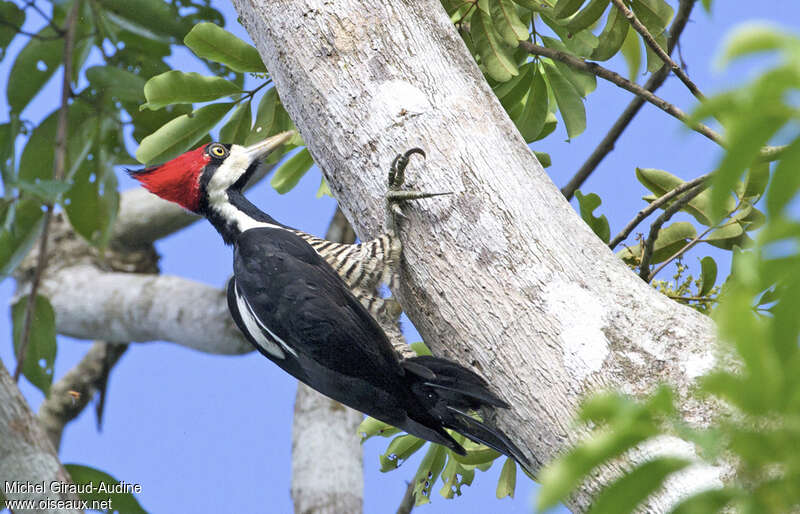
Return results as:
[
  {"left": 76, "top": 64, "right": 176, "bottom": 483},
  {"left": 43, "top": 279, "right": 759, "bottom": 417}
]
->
[{"left": 537, "top": 25, "right": 800, "bottom": 513}]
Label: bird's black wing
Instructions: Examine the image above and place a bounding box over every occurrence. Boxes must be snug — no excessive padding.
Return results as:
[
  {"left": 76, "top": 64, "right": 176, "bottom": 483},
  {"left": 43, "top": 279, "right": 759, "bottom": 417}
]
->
[{"left": 229, "top": 227, "right": 413, "bottom": 420}]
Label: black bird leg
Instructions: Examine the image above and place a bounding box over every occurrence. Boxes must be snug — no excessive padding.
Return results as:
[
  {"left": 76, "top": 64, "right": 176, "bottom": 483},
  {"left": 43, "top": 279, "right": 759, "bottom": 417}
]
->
[{"left": 385, "top": 148, "right": 450, "bottom": 236}]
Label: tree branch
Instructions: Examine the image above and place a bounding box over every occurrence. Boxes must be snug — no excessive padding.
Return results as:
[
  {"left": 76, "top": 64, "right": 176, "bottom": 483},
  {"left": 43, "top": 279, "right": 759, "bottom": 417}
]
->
[
  {"left": 14, "top": 1, "right": 78, "bottom": 382},
  {"left": 0, "top": 361, "right": 81, "bottom": 513},
  {"left": 610, "top": 0, "right": 705, "bottom": 101},
  {"left": 561, "top": 0, "right": 695, "bottom": 200},
  {"left": 33, "top": 264, "right": 251, "bottom": 355},
  {"left": 519, "top": 41, "right": 724, "bottom": 146},
  {"left": 609, "top": 172, "right": 711, "bottom": 250}
]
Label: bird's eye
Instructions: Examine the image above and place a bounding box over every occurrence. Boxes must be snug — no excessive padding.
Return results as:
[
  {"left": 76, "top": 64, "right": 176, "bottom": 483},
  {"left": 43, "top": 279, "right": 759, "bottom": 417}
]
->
[{"left": 209, "top": 144, "right": 228, "bottom": 158}]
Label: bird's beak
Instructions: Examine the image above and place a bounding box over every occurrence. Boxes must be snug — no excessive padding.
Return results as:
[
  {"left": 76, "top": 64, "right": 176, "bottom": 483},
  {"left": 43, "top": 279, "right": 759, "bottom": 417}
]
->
[{"left": 243, "top": 130, "right": 296, "bottom": 163}]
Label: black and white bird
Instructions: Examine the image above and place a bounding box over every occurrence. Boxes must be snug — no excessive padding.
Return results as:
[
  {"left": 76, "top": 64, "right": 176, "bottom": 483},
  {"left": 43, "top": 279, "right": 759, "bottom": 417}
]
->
[{"left": 129, "top": 132, "right": 529, "bottom": 467}]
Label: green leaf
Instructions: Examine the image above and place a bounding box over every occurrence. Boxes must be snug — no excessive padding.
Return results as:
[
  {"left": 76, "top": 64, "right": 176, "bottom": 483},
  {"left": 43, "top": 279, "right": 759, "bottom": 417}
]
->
[
  {"left": 717, "top": 24, "right": 800, "bottom": 67},
  {"left": 219, "top": 99, "right": 253, "bottom": 145},
  {"left": 699, "top": 256, "right": 717, "bottom": 297},
  {"left": 64, "top": 464, "right": 147, "bottom": 513},
  {"left": 490, "top": 0, "right": 529, "bottom": 47},
  {"left": 631, "top": 0, "right": 673, "bottom": 34},
  {"left": 495, "top": 458, "right": 516, "bottom": 499},
  {"left": 645, "top": 31, "right": 668, "bottom": 72},
  {"left": 96, "top": 0, "right": 185, "bottom": 40},
  {"left": 575, "top": 190, "right": 610, "bottom": 243},
  {"left": 65, "top": 160, "right": 119, "bottom": 247},
  {"left": 136, "top": 102, "right": 234, "bottom": 165},
  {"left": 534, "top": 151, "right": 552, "bottom": 168},
  {"left": 380, "top": 434, "right": 427, "bottom": 472},
  {"left": 439, "top": 457, "right": 475, "bottom": 499},
  {"left": 184, "top": 22, "right": 267, "bottom": 73},
  {"left": 0, "top": 121, "right": 17, "bottom": 184},
  {"left": 635, "top": 168, "right": 717, "bottom": 226},
  {"left": 16, "top": 179, "right": 73, "bottom": 203},
  {"left": 449, "top": 447, "right": 501, "bottom": 466},
  {"left": 86, "top": 66, "right": 147, "bottom": 103},
  {"left": 472, "top": 9, "right": 519, "bottom": 82},
  {"left": 410, "top": 341, "right": 433, "bottom": 356},
  {"left": 357, "top": 417, "right": 400, "bottom": 442},
  {"left": 316, "top": 177, "right": 332, "bottom": 198},
  {"left": 700, "top": 0, "right": 712, "bottom": 13},
  {"left": 620, "top": 26, "right": 641, "bottom": 80},
  {"left": 0, "top": 1, "right": 24, "bottom": 59},
  {"left": 495, "top": 61, "right": 532, "bottom": 110},
  {"left": 587, "top": 458, "right": 689, "bottom": 514},
  {"left": 413, "top": 445, "right": 447, "bottom": 506},
  {"left": 767, "top": 137, "right": 800, "bottom": 218},
  {"left": 541, "top": 36, "right": 596, "bottom": 97},
  {"left": 542, "top": 16, "right": 599, "bottom": 57},
  {"left": 513, "top": 65, "right": 549, "bottom": 143},
  {"left": 565, "top": 0, "right": 609, "bottom": 33},
  {"left": 6, "top": 27, "right": 63, "bottom": 114},
  {"left": 141, "top": 71, "right": 241, "bottom": 110},
  {"left": 553, "top": 0, "right": 587, "bottom": 19},
  {"left": 542, "top": 60, "right": 586, "bottom": 139},
  {"left": 246, "top": 88, "right": 279, "bottom": 145},
  {"left": 271, "top": 148, "right": 314, "bottom": 194},
  {"left": 12, "top": 294, "right": 56, "bottom": 395},
  {"left": 591, "top": 6, "right": 628, "bottom": 61},
  {"left": 617, "top": 222, "right": 697, "bottom": 265},
  {"left": 0, "top": 198, "right": 45, "bottom": 276}
]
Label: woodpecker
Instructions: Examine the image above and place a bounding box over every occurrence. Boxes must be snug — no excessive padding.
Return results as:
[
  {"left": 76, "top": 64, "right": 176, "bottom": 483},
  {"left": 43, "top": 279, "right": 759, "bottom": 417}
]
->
[{"left": 129, "top": 132, "right": 529, "bottom": 467}]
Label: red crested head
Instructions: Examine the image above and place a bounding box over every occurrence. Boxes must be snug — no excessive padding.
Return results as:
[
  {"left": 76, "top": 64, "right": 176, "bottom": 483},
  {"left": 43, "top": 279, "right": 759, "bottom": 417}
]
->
[{"left": 128, "top": 145, "right": 211, "bottom": 212}]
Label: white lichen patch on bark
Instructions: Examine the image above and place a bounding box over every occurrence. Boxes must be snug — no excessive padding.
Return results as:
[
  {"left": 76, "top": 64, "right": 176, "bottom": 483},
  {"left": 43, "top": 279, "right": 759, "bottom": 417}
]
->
[
  {"left": 543, "top": 281, "right": 609, "bottom": 381},
  {"left": 369, "top": 80, "right": 431, "bottom": 127}
]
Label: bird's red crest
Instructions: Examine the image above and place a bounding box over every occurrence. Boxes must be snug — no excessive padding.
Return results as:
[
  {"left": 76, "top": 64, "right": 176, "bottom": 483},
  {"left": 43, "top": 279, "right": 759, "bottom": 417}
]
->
[{"left": 129, "top": 146, "right": 210, "bottom": 212}]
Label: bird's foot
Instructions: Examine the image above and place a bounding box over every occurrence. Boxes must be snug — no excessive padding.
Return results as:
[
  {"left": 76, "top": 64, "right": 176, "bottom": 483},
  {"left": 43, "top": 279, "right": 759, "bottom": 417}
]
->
[{"left": 385, "top": 148, "right": 450, "bottom": 234}]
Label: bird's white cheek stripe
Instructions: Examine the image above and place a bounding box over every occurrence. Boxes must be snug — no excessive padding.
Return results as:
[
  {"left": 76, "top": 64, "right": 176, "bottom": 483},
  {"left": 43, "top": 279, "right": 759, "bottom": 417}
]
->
[{"left": 235, "top": 282, "right": 297, "bottom": 359}]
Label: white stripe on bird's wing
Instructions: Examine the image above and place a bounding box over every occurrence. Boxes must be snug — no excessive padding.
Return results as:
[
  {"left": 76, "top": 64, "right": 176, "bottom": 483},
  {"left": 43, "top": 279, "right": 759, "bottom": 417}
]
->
[{"left": 234, "top": 282, "right": 297, "bottom": 359}]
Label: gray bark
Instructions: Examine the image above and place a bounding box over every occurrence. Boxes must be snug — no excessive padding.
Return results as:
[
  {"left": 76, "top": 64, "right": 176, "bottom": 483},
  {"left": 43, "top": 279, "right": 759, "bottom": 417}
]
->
[
  {"left": 230, "top": 0, "right": 728, "bottom": 511},
  {"left": 0, "top": 362, "right": 82, "bottom": 514}
]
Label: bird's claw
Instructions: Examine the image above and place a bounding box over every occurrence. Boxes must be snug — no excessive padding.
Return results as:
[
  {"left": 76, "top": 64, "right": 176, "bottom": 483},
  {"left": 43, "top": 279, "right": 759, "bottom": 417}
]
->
[
  {"left": 389, "top": 148, "right": 426, "bottom": 191},
  {"left": 385, "top": 148, "right": 451, "bottom": 235}
]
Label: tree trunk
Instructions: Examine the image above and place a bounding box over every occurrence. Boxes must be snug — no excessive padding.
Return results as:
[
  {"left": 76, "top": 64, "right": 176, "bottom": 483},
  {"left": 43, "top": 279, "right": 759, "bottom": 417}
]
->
[
  {"left": 231, "top": 0, "right": 728, "bottom": 511},
  {"left": 0, "top": 362, "right": 82, "bottom": 514}
]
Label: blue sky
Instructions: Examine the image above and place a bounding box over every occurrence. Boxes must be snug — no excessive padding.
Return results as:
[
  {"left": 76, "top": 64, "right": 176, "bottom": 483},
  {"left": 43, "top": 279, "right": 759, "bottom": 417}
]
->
[{"left": 2, "top": 1, "right": 799, "bottom": 513}]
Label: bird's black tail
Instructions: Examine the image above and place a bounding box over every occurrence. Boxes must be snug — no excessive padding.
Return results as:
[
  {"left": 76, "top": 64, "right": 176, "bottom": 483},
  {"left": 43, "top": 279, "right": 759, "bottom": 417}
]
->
[{"left": 401, "top": 355, "right": 531, "bottom": 471}]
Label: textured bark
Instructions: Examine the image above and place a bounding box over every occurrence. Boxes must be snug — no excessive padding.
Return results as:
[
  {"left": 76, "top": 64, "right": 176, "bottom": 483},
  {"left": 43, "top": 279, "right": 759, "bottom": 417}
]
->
[
  {"left": 291, "top": 208, "right": 363, "bottom": 514},
  {"left": 231, "top": 1, "right": 728, "bottom": 511},
  {"left": 0, "top": 362, "right": 82, "bottom": 514},
  {"left": 36, "top": 265, "right": 250, "bottom": 355}
]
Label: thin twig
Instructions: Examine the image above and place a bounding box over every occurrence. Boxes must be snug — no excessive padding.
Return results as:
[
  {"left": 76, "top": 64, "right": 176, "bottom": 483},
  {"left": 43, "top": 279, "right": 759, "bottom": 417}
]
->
[
  {"left": 520, "top": 41, "right": 724, "bottom": 147},
  {"left": 648, "top": 214, "right": 739, "bottom": 282},
  {"left": 396, "top": 480, "right": 416, "bottom": 514},
  {"left": 609, "top": 172, "right": 711, "bottom": 250},
  {"left": 667, "top": 295, "right": 716, "bottom": 302},
  {"left": 561, "top": 0, "right": 695, "bottom": 200},
  {"left": 638, "top": 182, "right": 707, "bottom": 282},
  {"left": 23, "top": 0, "right": 65, "bottom": 36},
  {"left": 610, "top": 0, "right": 705, "bottom": 101},
  {"left": 0, "top": 19, "right": 62, "bottom": 40},
  {"left": 13, "top": 2, "right": 78, "bottom": 382}
]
